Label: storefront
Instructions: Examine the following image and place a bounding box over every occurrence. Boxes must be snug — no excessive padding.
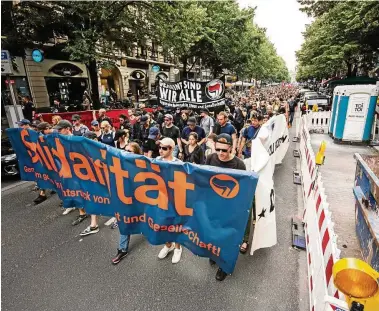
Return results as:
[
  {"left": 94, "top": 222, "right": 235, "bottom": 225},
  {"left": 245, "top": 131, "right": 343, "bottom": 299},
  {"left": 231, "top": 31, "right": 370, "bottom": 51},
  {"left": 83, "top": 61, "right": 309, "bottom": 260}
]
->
[
  {"left": 99, "top": 67, "right": 124, "bottom": 101},
  {"left": 1, "top": 57, "right": 31, "bottom": 130},
  {"left": 39, "top": 59, "right": 90, "bottom": 106}
]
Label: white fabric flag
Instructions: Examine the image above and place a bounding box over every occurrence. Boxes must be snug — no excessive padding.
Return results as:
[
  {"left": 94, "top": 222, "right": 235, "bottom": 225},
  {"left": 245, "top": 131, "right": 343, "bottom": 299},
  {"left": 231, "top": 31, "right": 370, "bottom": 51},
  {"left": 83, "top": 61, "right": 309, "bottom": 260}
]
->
[{"left": 244, "top": 114, "right": 289, "bottom": 255}]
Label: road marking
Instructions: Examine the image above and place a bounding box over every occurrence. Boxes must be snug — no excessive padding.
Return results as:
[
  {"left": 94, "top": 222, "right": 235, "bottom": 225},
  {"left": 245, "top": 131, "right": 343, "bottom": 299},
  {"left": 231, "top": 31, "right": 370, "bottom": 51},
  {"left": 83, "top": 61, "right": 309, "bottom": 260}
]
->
[
  {"left": 1, "top": 181, "right": 31, "bottom": 192},
  {"left": 105, "top": 217, "right": 116, "bottom": 226}
]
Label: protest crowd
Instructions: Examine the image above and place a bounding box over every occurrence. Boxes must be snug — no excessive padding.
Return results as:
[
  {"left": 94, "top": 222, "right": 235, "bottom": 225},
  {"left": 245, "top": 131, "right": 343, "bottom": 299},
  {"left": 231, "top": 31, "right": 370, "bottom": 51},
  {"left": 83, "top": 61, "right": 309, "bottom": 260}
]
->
[{"left": 15, "top": 84, "right": 299, "bottom": 281}]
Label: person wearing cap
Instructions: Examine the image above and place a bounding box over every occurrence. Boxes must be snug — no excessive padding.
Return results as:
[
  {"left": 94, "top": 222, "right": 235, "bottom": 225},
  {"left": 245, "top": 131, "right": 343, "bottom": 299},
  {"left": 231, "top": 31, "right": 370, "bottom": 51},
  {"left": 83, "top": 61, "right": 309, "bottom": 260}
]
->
[
  {"left": 181, "top": 117, "right": 206, "bottom": 148},
  {"left": 31, "top": 120, "right": 41, "bottom": 131},
  {"left": 156, "top": 137, "right": 183, "bottom": 264},
  {"left": 114, "top": 129, "right": 129, "bottom": 151},
  {"left": 161, "top": 114, "right": 182, "bottom": 158},
  {"left": 91, "top": 120, "right": 102, "bottom": 141},
  {"left": 79, "top": 131, "right": 101, "bottom": 237},
  {"left": 143, "top": 127, "right": 160, "bottom": 158},
  {"left": 132, "top": 114, "right": 153, "bottom": 143},
  {"left": 72, "top": 114, "right": 89, "bottom": 136},
  {"left": 199, "top": 108, "right": 214, "bottom": 137},
  {"left": 93, "top": 108, "right": 112, "bottom": 126},
  {"left": 54, "top": 120, "right": 89, "bottom": 222},
  {"left": 205, "top": 133, "right": 246, "bottom": 281},
  {"left": 15, "top": 119, "right": 31, "bottom": 129},
  {"left": 37, "top": 122, "right": 54, "bottom": 135},
  {"left": 100, "top": 120, "right": 115, "bottom": 147},
  {"left": 53, "top": 120, "right": 73, "bottom": 135}
]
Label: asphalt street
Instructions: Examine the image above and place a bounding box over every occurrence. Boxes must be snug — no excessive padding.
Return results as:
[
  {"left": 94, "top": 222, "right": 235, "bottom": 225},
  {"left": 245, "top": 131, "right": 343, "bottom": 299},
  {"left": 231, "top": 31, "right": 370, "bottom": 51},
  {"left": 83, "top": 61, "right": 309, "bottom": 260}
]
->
[{"left": 1, "top": 125, "right": 307, "bottom": 311}]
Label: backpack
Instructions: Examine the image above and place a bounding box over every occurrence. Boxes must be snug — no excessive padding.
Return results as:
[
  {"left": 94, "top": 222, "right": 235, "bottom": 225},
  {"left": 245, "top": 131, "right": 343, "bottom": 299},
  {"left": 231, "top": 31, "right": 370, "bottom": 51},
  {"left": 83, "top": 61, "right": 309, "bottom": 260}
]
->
[{"left": 213, "top": 123, "right": 221, "bottom": 135}]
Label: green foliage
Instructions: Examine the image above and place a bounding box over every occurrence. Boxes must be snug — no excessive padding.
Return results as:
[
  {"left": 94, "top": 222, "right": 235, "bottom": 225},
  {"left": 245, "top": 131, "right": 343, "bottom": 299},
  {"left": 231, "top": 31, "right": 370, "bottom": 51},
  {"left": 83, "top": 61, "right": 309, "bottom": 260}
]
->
[
  {"left": 2, "top": 0, "right": 289, "bottom": 82},
  {"left": 296, "top": 1, "right": 379, "bottom": 80}
]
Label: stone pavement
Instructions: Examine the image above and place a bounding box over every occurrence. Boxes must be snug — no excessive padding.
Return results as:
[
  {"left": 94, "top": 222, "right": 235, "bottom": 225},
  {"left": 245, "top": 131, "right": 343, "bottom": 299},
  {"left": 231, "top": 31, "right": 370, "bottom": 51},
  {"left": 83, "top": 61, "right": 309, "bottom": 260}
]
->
[{"left": 310, "top": 134, "right": 378, "bottom": 258}]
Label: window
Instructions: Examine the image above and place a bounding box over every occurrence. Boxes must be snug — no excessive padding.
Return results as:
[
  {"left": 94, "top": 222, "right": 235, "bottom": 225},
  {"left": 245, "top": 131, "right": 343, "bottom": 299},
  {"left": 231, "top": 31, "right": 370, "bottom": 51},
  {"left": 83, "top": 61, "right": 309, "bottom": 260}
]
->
[{"left": 151, "top": 41, "right": 158, "bottom": 60}]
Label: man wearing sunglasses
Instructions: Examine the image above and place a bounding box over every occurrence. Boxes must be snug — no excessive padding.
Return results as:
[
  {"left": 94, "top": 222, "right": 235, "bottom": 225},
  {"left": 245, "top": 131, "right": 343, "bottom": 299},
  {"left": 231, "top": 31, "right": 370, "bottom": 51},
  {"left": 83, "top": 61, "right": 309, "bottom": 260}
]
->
[
  {"left": 205, "top": 133, "right": 246, "bottom": 281},
  {"left": 156, "top": 137, "right": 183, "bottom": 264}
]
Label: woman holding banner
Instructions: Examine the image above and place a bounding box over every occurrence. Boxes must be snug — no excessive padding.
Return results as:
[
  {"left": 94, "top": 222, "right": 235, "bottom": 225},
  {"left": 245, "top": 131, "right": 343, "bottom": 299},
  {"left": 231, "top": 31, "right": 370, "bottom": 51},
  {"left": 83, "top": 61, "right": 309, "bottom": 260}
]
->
[{"left": 111, "top": 142, "right": 143, "bottom": 264}]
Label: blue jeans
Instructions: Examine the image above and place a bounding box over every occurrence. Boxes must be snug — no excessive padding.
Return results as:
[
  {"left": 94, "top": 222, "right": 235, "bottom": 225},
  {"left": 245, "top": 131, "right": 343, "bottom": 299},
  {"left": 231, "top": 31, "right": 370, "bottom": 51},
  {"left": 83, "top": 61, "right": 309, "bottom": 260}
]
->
[
  {"left": 119, "top": 233, "right": 130, "bottom": 252},
  {"left": 289, "top": 111, "right": 295, "bottom": 125},
  {"left": 173, "top": 145, "right": 179, "bottom": 158}
]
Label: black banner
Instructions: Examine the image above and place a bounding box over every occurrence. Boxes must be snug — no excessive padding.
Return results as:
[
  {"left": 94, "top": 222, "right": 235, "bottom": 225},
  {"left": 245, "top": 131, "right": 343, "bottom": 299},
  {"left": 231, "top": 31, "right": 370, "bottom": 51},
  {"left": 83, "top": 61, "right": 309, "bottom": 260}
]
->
[{"left": 157, "top": 78, "right": 225, "bottom": 109}]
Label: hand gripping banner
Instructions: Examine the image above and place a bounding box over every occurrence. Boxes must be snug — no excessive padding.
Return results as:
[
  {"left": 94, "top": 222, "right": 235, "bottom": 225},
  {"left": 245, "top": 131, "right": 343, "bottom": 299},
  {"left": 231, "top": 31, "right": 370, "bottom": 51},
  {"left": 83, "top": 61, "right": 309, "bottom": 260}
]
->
[{"left": 6, "top": 128, "right": 258, "bottom": 274}]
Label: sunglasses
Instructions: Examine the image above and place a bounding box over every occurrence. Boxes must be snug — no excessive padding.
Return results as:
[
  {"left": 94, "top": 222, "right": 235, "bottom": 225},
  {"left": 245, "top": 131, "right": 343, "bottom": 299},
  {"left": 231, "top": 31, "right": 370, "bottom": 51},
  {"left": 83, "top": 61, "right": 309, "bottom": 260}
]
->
[
  {"left": 159, "top": 146, "right": 171, "bottom": 151},
  {"left": 215, "top": 148, "right": 229, "bottom": 153}
]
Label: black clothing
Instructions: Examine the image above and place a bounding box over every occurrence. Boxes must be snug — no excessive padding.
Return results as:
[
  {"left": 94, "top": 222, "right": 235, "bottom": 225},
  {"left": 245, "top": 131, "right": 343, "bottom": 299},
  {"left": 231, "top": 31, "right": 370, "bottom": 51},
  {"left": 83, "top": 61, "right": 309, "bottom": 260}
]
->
[
  {"left": 23, "top": 101, "right": 35, "bottom": 122},
  {"left": 143, "top": 138, "right": 160, "bottom": 158},
  {"left": 116, "top": 141, "right": 128, "bottom": 150},
  {"left": 183, "top": 145, "right": 204, "bottom": 164},
  {"left": 161, "top": 125, "right": 180, "bottom": 144},
  {"left": 205, "top": 153, "right": 246, "bottom": 171}
]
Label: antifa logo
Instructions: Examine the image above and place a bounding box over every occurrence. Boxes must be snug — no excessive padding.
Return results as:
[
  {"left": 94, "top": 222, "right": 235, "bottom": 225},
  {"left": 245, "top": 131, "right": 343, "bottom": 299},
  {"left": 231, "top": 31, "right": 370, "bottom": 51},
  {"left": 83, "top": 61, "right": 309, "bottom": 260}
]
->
[
  {"left": 205, "top": 79, "right": 225, "bottom": 100},
  {"left": 210, "top": 174, "right": 239, "bottom": 199}
]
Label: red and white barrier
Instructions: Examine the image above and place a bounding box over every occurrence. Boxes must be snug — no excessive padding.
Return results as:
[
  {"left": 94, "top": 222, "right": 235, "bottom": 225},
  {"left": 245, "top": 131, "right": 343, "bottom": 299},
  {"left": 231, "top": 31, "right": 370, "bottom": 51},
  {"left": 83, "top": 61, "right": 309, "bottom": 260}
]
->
[
  {"left": 306, "top": 111, "right": 331, "bottom": 134},
  {"left": 298, "top": 115, "right": 349, "bottom": 311}
]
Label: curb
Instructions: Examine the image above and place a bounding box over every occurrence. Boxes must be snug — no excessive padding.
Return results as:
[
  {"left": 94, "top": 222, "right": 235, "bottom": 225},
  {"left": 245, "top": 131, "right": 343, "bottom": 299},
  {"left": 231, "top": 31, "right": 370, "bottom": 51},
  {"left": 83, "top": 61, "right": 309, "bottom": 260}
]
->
[{"left": 1, "top": 181, "right": 31, "bottom": 192}]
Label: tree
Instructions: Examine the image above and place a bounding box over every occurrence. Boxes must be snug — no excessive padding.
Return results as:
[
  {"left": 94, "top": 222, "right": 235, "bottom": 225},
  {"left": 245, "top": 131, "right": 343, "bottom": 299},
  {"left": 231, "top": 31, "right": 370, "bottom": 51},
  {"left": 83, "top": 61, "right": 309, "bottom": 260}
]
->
[
  {"left": 296, "top": 1, "right": 379, "bottom": 79},
  {"left": 1, "top": 1, "right": 157, "bottom": 107}
]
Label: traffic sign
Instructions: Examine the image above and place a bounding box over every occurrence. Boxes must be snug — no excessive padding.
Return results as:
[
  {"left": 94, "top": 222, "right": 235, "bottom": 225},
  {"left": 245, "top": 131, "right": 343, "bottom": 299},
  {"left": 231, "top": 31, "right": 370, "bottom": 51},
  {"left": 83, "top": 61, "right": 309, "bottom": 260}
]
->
[{"left": 1, "top": 50, "right": 13, "bottom": 75}]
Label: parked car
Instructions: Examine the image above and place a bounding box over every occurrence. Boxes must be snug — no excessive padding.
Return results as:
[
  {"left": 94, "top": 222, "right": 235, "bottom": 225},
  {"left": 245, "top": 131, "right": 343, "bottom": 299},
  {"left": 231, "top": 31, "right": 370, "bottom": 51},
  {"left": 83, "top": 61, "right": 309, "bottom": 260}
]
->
[
  {"left": 304, "top": 95, "right": 331, "bottom": 111},
  {"left": 1, "top": 136, "right": 19, "bottom": 176}
]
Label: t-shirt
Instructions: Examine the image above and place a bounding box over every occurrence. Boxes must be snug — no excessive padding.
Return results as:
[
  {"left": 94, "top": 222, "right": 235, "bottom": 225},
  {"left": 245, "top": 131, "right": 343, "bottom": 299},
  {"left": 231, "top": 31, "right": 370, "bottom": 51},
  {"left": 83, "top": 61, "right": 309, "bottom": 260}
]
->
[
  {"left": 205, "top": 153, "right": 246, "bottom": 171},
  {"left": 200, "top": 116, "right": 214, "bottom": 136},
  {"left": 181, "top": 125, "right": 206, "bottom": 141},
  {"left": 243, "top": 125, "right": 261, "bottom": 158},
  {"left": 143, "top": 138, "right": 160, "bottom": 158},
  {"left": 156, "top": 156, "right": 180, "bottom": 162},
  {"left": 288, "top": 100, "right": 297, "bottom": 112},
  {"left": 219, "top": 122, "right": 236, "bottom": 136},
  {"left": 162, "top": 125, "right": 180, "bottom": 144},
  {"left": 72, "top": 124, "right": 89, "bottom": 136}
]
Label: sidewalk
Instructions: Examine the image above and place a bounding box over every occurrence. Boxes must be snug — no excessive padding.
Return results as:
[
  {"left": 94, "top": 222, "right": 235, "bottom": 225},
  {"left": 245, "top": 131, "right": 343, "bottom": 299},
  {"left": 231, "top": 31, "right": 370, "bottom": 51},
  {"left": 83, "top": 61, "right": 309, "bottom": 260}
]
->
[{"left": 310, "top": 134, "right": 378, "bottom": 258}]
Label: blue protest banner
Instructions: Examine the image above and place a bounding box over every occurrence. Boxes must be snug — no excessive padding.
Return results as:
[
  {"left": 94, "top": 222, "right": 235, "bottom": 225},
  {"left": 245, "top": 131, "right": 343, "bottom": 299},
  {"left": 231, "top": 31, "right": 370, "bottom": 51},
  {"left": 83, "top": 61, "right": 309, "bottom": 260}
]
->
[{"left": 6, "top": 128, "right": 258, "bottom": 273}]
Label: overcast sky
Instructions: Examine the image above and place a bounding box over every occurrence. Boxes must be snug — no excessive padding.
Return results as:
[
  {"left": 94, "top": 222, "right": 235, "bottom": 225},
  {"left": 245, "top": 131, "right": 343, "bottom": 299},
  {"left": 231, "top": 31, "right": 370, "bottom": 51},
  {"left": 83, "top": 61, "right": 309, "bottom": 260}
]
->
[{"left": 237, "top": 0, "right": 312, "bottom": 72}]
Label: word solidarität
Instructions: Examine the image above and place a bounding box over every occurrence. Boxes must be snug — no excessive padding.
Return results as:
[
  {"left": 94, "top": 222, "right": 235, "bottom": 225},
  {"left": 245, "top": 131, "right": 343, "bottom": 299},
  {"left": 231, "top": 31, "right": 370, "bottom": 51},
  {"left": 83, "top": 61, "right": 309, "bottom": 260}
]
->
[{"left": 20, "top": 129, "right": 195, "bottom": 216}]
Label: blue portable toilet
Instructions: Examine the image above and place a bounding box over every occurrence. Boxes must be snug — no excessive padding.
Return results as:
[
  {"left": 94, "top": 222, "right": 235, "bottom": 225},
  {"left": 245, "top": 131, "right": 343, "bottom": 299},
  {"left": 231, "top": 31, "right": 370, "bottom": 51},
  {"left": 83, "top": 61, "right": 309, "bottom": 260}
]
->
[
  {"left": 329, "top": 87, "right": 342, "bottom": 135},
  {"left": 332, "top": 85, "right": 379, "bottom": 142}
]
